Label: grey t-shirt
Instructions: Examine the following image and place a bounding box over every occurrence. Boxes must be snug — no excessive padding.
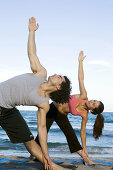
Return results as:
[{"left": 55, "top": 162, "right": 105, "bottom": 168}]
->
[{"left": 0, "top": 73, "right": 49, "bottom": 108}]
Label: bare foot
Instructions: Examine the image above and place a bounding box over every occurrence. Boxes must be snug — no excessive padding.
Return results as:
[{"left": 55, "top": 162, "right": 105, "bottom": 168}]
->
[
  {"left": 30, "top": 156, "right": 70, "bottom": 169},
  {"left": 78, "top": 149, "right": 96, "bottom": 165},
  {"left": 83, "top": 156, "right": 96, "bottom": 165}
]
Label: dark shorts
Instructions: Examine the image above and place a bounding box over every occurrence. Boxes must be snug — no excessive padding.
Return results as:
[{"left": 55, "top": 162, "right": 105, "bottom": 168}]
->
[{"left": 0, "top": 107, "right": 34, "bottom": 143}]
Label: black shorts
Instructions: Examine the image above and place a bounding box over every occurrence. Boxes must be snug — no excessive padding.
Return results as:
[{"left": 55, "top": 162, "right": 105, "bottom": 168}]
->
[{"left": 0, "top": 107, "right": 34, "bottom": 143}]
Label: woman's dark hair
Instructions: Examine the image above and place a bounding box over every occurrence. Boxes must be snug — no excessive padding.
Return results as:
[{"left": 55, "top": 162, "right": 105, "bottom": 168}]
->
[
  {"left": 93, "top": 113, "right": 104, "bottom": 139},
  {"left": 91, "top": 101, "right": 104, "bottom": 139},
  {"left": 91, "top": 101, "right": 104, "bottom": 115},
  {"left": 50, "top": 76, "right": 72, "bottom": 104}
]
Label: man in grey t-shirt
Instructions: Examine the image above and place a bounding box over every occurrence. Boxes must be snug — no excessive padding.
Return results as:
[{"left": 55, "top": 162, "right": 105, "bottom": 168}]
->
[{"left": 0, "top": 17, "right": 71, "bottom": 170}]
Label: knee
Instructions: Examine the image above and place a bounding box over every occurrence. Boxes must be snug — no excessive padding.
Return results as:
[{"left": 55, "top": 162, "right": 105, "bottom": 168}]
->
[{"left": 24, "top": 139, "right": 35, "bottom": 146}]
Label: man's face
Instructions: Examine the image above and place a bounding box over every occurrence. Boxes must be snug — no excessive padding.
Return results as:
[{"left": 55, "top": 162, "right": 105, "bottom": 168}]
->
[{"left": 49, "top": 74, "right": 65, "bottom": 89}]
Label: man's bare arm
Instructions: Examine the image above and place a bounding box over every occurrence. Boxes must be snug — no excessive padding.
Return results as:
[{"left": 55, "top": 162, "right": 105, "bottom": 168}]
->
[
  {"left": 37, "top": 102, "right": 52, "bottom": 168},
  {"left": 28, "top": 17, "right": 47, "bottom": 77}
]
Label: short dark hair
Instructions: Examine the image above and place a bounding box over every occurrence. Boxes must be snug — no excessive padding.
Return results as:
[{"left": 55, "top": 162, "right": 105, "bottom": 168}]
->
[{"left": 50, "top": 76, "right": 72, "bottom": 104}]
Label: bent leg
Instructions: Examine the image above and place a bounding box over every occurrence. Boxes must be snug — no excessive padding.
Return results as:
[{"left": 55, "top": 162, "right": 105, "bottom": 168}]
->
[
  {"left": 24, "top": 140, "right": 44, "bottom": 163},
  {"left": 25, "top": 140, "right": 68, "bottom": 170},
  {"left": 0, "top": 107, "right": 34, "bottom": 143}
]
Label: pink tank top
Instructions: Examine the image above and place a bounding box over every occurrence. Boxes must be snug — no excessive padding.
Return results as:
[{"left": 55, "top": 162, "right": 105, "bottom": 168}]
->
[{"left": 68, "top": 95, "right": 88, "bottom": 116}]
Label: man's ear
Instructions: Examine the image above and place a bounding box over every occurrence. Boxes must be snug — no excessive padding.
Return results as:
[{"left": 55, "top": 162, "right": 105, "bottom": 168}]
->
[{"left": 56, "top": 85, "right": 61, "bottom": 90}]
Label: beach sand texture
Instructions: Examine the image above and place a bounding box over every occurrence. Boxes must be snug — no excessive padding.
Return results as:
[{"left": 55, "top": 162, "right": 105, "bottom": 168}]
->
[{"left": 0, "top": 155, "right": 113, "bottom": 170}]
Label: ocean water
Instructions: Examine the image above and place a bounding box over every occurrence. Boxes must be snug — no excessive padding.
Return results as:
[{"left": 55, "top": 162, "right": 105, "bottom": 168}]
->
[{"left": 0, "top": 110, "right": 113, "bottom": 158}]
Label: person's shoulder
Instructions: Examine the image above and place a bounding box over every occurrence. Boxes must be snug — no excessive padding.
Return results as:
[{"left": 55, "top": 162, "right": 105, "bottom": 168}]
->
[
  {"left": 72, "top": 94, "right": 80, "bottom": 99},
  {"left": 37, "top": 101, "right": 49, "bottom": 111},
  {"left": 34, "top": 67, "right": 47, "bottom": 78},
  {"left": 81, "top": 112, "right": 88, "bottom": 120}
]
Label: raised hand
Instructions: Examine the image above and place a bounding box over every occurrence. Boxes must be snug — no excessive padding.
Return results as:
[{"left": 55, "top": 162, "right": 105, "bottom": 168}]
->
[
  {"left": 29, "top": 17, "right": 39, "bottom": 32},
  {"left": 78, "top": 51, "right": 86, "bottom": 61}
]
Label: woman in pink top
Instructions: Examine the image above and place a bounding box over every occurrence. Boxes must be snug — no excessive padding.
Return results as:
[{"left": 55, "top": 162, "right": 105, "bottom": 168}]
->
[
  {"left": 35, "top": 51, "right": 104, "bottom": 165},
  {"left": 54, "top": 51, "right": 104, "bottom": 142},
  {"left": 53, "top": 50, "right": 104, "bottom": 153}
]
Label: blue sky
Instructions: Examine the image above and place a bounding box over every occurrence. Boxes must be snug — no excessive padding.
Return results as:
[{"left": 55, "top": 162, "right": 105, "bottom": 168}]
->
[{"left": 0, "top": 0, "right": 113, "bottom": 111}]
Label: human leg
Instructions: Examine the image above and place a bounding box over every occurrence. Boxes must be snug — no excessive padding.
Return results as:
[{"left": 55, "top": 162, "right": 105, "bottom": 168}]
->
[
  {"left": 25, "top": 140, "right": 69, "bottom": 170},
  {"left": 55, "top": 112, "right": 82, "bottom": 153},
  {"left": 55, "top": 112, "right": 95, "bottom": 165},
  {"left": 0, "top": 107, "right": 67, "bottom": 169},
  {"left": 0, "top": 107, "right": 34, "bottom": 143}
]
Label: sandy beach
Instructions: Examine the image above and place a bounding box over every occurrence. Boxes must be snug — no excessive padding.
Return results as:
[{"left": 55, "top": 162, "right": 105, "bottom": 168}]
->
[{"left": 0, "top": 155, "right": 113, "bottom": 170}]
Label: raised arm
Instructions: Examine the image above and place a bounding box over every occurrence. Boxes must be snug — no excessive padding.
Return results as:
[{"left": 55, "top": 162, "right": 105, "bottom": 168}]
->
[
  {"left": 28, "top": 17, "right": 47, "bottom": 77},
  {"left": 78, "top": 51, "right": 87, "bottom": 99}
]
